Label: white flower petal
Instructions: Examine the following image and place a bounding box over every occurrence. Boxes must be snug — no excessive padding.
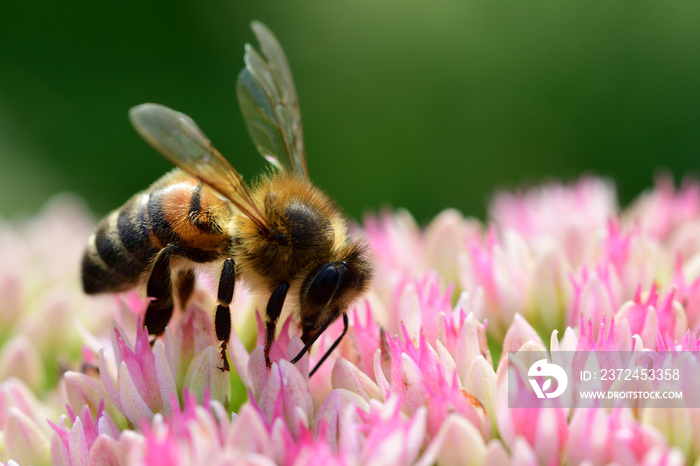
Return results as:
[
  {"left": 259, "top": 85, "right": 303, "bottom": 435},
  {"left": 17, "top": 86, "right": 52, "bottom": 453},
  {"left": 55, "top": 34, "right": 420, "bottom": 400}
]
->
[{"left": 117, "top": 361, "right": 154, "bottom": 426}]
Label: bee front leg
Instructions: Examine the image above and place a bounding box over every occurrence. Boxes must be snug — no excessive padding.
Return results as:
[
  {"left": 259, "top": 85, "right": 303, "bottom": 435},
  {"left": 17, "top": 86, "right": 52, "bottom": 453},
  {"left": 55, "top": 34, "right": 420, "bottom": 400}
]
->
[
  {"left": 145, "top": 245, "right": 177, "bottom": 339},
  {"left": 215, "top": 258, "right": 235, "bottom": 372},
  {"left": 265, "top": 281, "right": 290, "bottom": 368}
]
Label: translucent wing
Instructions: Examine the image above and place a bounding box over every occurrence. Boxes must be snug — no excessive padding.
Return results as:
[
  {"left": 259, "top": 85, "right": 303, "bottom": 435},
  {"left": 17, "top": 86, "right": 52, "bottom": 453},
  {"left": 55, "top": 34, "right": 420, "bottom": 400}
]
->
[
  {"left": 237, "top": 21, "right": 309, "bottom": 180},
  {"left": 129, "top": 103, "right": 270, "bottom": 233}
]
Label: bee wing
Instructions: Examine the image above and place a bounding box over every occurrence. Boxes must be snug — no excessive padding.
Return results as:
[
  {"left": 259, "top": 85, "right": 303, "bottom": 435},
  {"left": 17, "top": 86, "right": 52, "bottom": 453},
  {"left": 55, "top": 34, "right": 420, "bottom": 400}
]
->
[
  {"left": 236, "top": 21, "right": 309, "bottom": 180},
  {"left": 129, "top": 103, "right": 270, "bottom": 233}
]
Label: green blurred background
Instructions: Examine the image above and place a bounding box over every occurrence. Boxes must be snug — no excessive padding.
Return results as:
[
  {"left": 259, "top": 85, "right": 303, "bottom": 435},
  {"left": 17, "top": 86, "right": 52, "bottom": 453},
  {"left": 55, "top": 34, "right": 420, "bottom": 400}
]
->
[{"left": 2, "top": 1, "right": 699, "bottom": 224}]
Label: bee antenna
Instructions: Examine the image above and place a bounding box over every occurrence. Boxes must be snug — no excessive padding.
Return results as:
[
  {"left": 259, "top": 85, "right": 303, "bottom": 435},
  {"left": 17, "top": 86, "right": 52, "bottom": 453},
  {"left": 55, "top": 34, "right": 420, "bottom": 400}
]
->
[{"left": 290, "top": 313, "right": 349, "bottom": 377}]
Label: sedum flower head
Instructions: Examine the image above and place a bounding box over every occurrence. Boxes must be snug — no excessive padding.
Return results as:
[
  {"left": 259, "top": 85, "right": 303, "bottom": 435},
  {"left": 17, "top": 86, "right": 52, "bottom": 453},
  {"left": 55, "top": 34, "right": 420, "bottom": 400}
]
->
[
  {"left": 0, "top": 197, "right": 117, "bottom": 394},
  {"left": 2, "top": 174, "right": 700, "bottom": 464}
]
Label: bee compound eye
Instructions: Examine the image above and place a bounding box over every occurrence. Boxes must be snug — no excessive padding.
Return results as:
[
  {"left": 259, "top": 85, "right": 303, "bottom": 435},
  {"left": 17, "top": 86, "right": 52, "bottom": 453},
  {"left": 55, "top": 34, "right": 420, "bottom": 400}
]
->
[{"left": 306, "top": 263, "right": 344, "bottom": 307}]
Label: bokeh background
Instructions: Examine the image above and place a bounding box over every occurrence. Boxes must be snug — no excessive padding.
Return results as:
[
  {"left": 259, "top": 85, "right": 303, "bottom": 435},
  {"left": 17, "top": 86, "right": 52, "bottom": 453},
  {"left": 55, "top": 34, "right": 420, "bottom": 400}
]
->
[{"left": 2, "top": 1, "right": 700, "bottom": 224}]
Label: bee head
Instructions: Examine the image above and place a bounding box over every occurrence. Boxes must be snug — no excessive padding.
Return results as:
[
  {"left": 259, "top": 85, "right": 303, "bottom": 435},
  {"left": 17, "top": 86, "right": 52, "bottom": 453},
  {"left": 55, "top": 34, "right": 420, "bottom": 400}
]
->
[{"left": 298, "top": 242, "right": 373, "bottom": 342}]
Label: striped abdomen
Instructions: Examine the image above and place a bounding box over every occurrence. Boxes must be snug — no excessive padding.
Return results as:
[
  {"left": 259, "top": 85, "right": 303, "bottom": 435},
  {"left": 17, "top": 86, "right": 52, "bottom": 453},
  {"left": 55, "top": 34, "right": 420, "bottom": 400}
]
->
[{"left": 81, "top": 170, "right": 234, "bottom": 294}]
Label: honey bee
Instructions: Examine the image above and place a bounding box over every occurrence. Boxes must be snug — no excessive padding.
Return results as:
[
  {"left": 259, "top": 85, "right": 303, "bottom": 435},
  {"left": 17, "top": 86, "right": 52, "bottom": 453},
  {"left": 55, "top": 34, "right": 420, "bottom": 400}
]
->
[{"left": 81, "top": 21, "right": 373, "bottom": 375}]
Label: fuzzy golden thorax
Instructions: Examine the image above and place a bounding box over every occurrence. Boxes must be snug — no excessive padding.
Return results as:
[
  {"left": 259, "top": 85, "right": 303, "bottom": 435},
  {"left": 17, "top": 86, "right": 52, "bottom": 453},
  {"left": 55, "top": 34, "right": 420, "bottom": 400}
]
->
[{"left": 231, "top": 173, "right": 347, "bottom": 291}]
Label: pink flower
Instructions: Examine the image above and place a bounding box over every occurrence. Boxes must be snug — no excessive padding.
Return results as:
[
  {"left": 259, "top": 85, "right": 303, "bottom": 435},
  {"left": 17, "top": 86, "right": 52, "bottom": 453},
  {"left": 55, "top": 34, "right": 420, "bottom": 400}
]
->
[
  {"left": 140, "top": 392, "right": 233, "bottom": 466},
  {"left": 353, "top": 398, "right": 426, "bottom": 465},
  {"left": 496, "top": 364, "right": 569, "bottom": 465},
  {"left": 8, "top": 175, "right": 700, "bottom": 465},
  {"left": 381, "top": 325, "right": 490, "bottom": 440},
  {"left": 568, "top": 265, "right": 621, "bottom": 333},
  {"left": 460, "top": 229, "right": 530, "bottom": 339},
  {"left": 501, "top": 313, "right": 545, "bottom": 355},
  {"left": 363, "top": 209, "right": 479, "bottom": 305},
  {"left": 672, "top": 255, "right": 700, "bottom": 333},
  {"left": 567, "top": 407, "right": 684, "bottom": 465},
  {"left": 98, "top": 320, "right": 178, "bottom": 426},
  {"left": 49, "top": 402, "right": 121, "bottom": 466},
  {"left": 390, "top": 271, "right": 454, "bottom": 344},
  {"left": 249, "top": 352, "right": 313, "bottom": 438},
  {"left": 615, "top": 285, "right": 687, "bottom": 350},
  {"left": 364, "top": 210, "right": 427, "bottom": 278},
  {"left": 342, "top": 302, "right": 383, "bottom": 378},
  {"left": 624, "top": 174, "right": 700, "bottom": 244},
  {"left": 490, "top": 177, "right": 617, "bottom": 266},
  {"left": 0, "top": 197, "right": 116, "bottom": 391},
  {"left": 0, "top": 378, "right": 54, "bottom": 466},
  {"left": 69, "top": 296, "right": 233, "bottom": 432},
  {"left": 591, "top": 221, "right": 671, "bottom": 298},
  {"left": 575, "top": 314, "right": 624, "bottom": 352}
]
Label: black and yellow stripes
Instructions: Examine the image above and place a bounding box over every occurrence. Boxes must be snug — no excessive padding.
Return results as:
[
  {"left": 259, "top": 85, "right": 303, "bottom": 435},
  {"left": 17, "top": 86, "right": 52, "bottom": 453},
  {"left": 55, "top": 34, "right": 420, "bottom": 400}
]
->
[
  {"left": 81, "top": 171, "right": 233, "bottom": 295},
  {"left": 117, "top": 193, "right": 159, "bottom": 265},
  {"left": 82, "top": 209, "right": 143, "bottom": 294}
]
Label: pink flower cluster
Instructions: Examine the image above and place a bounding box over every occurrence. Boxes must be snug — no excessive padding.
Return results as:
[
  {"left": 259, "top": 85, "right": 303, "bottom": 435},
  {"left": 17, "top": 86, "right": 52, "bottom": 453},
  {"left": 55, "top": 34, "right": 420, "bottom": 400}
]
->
[{"left": 1, "top": 175, "right": 700, "bottom": 465}]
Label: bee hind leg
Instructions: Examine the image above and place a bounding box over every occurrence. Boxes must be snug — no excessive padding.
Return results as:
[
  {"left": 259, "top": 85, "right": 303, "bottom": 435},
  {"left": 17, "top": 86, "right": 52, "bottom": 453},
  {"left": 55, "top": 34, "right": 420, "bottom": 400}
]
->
[
  {"left": 144, "top": 245, "right": 177, "bottom": 341},
  {"left": 215, "top": 258, "right": 235, "bottom": 372},
  {"left": 264, "top": 282, "right": 290, "bottom": 368}
]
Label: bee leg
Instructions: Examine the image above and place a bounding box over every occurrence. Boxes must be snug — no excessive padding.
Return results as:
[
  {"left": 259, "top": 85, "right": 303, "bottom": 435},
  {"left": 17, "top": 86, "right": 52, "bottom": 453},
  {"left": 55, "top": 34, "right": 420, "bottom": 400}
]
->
[
  {"left": 176, "top": 268, "right": 196, "bottom": 311},
  {"left": 144, "top": 244, "right": 176, "bottom": 339},
  {"left": 215, "top": 258, "right": 235, "bottom": 372},
  {"left": 264, "top": 281, "right": 290, "bottom": 368}
]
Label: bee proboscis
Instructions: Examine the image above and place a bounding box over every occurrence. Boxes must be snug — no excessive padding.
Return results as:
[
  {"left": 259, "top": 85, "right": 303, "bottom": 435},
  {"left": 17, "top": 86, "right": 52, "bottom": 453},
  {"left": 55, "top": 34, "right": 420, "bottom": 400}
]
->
[{"left": 81, "top": 21, "right": 373, "bottom": 375}]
